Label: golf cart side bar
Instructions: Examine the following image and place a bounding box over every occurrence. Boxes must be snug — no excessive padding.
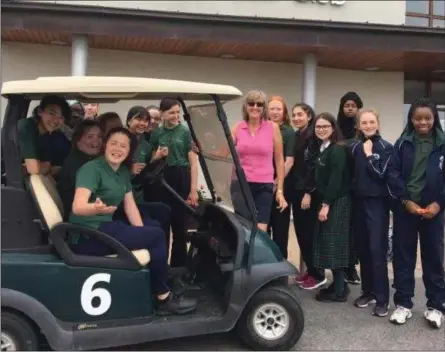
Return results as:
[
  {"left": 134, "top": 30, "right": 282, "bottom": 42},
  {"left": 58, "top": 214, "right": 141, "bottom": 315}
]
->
[
  {"left": 177, "top": 97, "right": 217, "bottom": 203},
  {"left": 2, "top": 95, "right": 29, "bottom": 189},
  {"left": 212, "top": 95, "right": 258, "bottom": 274}
]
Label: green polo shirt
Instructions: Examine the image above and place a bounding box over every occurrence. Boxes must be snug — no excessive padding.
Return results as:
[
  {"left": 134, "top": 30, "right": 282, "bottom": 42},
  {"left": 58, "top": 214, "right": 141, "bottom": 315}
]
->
[
  {"left": 148, "top": 124, "right": 192, "bottom": 167},
  {"left": 69, "top": 156, "right": 132, "bottom": 231},
  {"left": 132, "top": 137, "right": 151, "bottom": 203},
  {"left": 17, "top": 117, "right": 51, "bottom": 162},
  {"left": 315, "top": 143, "right": 351, "bottom": 205},
  {"left": 280, "top": 124, "right": 295, "bottom": 158},
  {"left": 407, "top": 132, "right": 434, "bottom": 203},
  {"left": 133, "top": 138, "right": 151, "bottom": 163}
]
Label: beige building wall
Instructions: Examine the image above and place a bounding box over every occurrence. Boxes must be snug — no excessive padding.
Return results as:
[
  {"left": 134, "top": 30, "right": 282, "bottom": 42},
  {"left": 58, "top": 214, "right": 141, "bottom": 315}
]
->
[
  {"left": 1, "top": 42, "right": 405, "bottom": 142},
  {"left": 27, "top": 0, "right": 406, "bottom": 25}
]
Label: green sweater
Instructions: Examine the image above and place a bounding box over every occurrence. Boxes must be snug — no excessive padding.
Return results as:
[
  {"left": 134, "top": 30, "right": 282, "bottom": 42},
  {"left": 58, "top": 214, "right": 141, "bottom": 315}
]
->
[
  {"left": 406, "top": 132, "right": 434, "bottom": 203},
  {"left": 315, "top": 143, "right": 351, "bottom": 205}
]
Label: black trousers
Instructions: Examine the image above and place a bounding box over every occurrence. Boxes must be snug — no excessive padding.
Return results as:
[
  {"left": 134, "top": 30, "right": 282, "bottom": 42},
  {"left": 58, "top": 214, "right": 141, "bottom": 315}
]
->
[
  {"left": 392, "top": 203, "right": 445, "bottom": 312},
  {"left": 291, "top": 190, "right": 325, "bottom": 280},
  {"left": 162, "top": 165, "right": 191, "bottom": 268},
  {"left": 268, "top": 188, "right": 292, "bottom": 259},
  {"left": 353, "top": 196, "right": 390, "bottom": 304}
]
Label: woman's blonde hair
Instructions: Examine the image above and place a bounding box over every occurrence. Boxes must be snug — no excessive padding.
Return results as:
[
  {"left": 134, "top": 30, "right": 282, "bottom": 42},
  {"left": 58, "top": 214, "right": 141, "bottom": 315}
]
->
[
  {"left": 242, "top": 90, "right": 268, "bottom": 121},
  {"left": 356, "top": 108, "right": 381, "bottom": 138}
]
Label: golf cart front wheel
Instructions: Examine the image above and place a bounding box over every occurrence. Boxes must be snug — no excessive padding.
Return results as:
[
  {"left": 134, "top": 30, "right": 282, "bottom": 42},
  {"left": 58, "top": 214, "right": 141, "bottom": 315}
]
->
[
  {"left": 237, "top": 285, "right": 304, "bottom": 351},
  {"left": 1, "top": 312, "right": 39, "bottom": 351}
]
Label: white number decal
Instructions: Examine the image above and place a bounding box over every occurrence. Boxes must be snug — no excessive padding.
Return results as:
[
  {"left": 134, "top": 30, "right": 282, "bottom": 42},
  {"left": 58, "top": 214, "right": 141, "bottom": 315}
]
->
[{"left": 80, "top": 273, "right": 112, "bottom": 316}]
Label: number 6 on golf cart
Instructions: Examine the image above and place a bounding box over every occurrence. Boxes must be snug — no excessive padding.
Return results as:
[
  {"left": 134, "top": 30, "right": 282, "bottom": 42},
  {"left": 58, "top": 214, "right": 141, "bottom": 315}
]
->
[{"left": 1, "top": 76, "right": 304, "bottom": 351}]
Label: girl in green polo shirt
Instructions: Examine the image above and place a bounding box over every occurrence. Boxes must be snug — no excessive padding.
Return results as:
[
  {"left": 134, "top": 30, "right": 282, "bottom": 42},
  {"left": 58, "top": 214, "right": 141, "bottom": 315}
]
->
[
  {"left": 148, "top": 97, "right": 199, "bottom": 267},
  {"left": 311, "top": 112, "right": 352, "bottom": 303},
  {"left": 266, "top": 96, "right": 295, "bottom": 260},
  {"left": 57, "top": 120, "right": 102, "bottom": 220},
  {"left": 124, "top": 105, "right": 171, "bottom": 239},
  {"left": 18, "top": 95, "right": 71, "bottom": 176},
  {"left": 70, "top": 127, "right": 196, "bottom": 315}
]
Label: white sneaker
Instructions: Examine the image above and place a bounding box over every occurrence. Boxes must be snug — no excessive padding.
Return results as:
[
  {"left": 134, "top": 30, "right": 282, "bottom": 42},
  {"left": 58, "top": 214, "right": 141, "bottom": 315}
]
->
[
  {"left": 424, "top": 308, "right": 443, "bottom": 329},
  {"left": 389, "top": 306, "right": 412, "bottom": 325}
]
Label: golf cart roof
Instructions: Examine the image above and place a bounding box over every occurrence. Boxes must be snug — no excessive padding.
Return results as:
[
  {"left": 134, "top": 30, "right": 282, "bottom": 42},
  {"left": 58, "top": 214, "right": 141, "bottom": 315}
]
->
[{"left": 1, "top": 76, "right": 243, "bottom": 102}]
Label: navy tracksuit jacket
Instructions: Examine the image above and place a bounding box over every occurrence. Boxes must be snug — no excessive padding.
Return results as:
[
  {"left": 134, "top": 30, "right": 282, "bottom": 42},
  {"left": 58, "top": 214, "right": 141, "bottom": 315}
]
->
[
  {"left": 387, "top": 131, "right": 445, "bottom": 312},
  {"left": 350, "top": 135, "right": 392, "bottom": 304}
]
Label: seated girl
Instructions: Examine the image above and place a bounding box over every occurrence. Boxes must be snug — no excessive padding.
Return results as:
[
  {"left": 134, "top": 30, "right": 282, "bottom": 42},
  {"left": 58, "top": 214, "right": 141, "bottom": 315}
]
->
[
  {"left": 57, "top": 120, "right": 102, "bottom": 220},
  {"left": 18, "top": 95, "right": 71, "bottom": 176},
  {"left": 121, "top": 105, "right": 171, "bottom": 237},
  {"left": 69, "top": 127, "right": 196, "bottom": 315}
]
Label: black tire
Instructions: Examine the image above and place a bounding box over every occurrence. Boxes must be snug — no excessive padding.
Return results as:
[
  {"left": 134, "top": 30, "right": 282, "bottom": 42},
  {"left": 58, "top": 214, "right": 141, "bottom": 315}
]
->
[
  {"left": 1, "top": 311, "right": 39, "bottom": 351},
  {"left": 236, "top": 285, "right": 305, "bottom": 351}
]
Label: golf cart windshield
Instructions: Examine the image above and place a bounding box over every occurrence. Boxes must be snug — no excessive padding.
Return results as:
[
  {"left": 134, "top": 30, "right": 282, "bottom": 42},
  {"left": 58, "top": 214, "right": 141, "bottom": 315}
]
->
[{"left": 187, "top": 103, "right": 254, "bottom": 222}]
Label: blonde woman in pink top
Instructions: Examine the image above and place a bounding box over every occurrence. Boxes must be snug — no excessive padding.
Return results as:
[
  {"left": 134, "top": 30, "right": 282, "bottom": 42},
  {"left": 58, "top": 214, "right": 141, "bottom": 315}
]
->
[{"left": 214, "top": 90, "right": 287, "bottom": 232}]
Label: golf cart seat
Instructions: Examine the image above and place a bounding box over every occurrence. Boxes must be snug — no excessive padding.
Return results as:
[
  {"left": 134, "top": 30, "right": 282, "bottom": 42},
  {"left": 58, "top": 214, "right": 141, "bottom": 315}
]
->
[{"left": 26, "top": 173, "right": 150, "bottom": 267}]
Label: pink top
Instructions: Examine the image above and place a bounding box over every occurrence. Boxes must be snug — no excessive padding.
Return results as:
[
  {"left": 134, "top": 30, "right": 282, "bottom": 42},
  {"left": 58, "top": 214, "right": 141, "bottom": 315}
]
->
[{"left": 234, "top": 120, "right": 275, "bottom": 183}]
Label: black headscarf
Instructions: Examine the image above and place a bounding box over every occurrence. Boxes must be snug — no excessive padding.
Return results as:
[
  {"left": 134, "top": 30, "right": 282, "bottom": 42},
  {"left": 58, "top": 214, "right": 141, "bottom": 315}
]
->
[{"left": 337, "top": 91, "right": 363, "bottom": 140}]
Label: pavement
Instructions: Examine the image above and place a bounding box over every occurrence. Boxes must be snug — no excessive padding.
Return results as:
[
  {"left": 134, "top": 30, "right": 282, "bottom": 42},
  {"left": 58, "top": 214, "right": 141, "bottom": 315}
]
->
[{"left": 117, "top": 228, "right": 445, "bottom": 351}]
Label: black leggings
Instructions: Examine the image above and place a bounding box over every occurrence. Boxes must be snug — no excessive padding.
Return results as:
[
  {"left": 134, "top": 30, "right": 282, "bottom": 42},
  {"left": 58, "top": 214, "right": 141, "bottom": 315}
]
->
[
  {"left": 291, "top": 190, "right": 325, "bottom": 280},
  {"left": 268, "top": 188, "right": 292, "bottom": 259},
  {"left": 162, "top": 165, "right": 191, "bottom": 267}
]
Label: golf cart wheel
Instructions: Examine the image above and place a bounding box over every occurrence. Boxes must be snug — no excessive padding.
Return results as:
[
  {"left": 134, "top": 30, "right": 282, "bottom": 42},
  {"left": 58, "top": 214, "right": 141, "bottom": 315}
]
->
[
  {"left": 237, "top": 285, "right": 304, "bottom": 351},
  {"left": 1, "top": 311, "right": 39, "bottom": 351}
]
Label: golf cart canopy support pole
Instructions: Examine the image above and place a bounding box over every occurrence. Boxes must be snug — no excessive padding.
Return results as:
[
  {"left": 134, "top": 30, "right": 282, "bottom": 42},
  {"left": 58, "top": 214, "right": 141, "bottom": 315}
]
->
[
  {"left": 211, "top": 95, "right": 258, "bottom": 274},
  {"left": 177, "top": 97, "right": 217, "bottom": 204}
]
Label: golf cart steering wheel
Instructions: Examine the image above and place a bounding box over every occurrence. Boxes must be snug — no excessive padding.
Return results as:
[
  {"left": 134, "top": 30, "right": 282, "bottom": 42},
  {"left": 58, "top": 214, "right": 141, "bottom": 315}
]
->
[{"left": 140, "top": 157, "right": 168, "bottom": 185}]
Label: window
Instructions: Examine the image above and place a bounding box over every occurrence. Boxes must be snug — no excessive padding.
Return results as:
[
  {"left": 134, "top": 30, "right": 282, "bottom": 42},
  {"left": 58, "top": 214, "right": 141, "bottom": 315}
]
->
[
  {"left": 404, "top": 79, "right": 445, "bottom": 127},
  {"left": 406, "top": 0, "right": 445, "bottom": 27}
]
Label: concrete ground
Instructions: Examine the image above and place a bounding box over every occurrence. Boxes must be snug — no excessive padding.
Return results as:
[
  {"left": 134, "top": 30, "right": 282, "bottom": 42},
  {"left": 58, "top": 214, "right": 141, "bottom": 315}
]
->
[{"left": 121, "top": 228, "right": 445, "bottom": 351}]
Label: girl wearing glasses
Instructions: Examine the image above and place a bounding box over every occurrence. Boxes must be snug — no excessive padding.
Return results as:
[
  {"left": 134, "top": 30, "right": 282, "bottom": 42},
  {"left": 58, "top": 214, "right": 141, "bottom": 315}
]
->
[{"left": 311, "top": 112, "right": 352, "bottom": 303}]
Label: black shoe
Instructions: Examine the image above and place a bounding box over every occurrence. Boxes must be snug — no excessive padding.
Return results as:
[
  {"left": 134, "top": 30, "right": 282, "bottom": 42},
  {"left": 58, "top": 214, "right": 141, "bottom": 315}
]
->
[
  {"left": 168, "top": 277, "right": 187, "bottom": 297},
  {"left": 354, "top": 294, "right": 376, "bottom": 308},
  {"left": 373, "top": 303, "right": 389, "bottom": 317},
  {"left": 319, "top": 282, "right": 335, "bottom": 294},
  {"left": 316, "top": 285, "right": 350, "bottom": 303},
  {"left": 156, "top": 293, "right": 197, "bottom": 316},
  {"left": 345, "top": 267, "right": 361, "bottom": 285}
]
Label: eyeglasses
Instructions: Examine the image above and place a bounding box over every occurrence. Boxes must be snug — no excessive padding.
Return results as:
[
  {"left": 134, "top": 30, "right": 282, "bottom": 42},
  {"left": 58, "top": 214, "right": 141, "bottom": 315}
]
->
[
  {"left": 247, "top": 101, "right": 265, "bottom": 108},
  {"left": 315, "top": 125, "right": 332, "bottom": 130}
]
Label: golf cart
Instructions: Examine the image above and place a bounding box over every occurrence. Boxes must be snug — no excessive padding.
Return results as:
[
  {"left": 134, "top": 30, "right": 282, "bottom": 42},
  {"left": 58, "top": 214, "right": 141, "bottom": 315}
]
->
[{"left": 1, "top": 76, "right": 304, "bottom": 351}]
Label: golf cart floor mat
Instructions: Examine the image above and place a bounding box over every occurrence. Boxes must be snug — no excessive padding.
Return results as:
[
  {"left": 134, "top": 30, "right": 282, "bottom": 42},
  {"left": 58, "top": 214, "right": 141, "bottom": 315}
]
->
[{"left": 153, "top": 285, "right": 225, "bottom": 323}]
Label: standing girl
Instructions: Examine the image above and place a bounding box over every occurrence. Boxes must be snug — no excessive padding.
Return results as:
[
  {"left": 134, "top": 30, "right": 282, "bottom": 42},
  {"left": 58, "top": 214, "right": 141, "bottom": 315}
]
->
[
  {"left": 69, "top": 127, "right": 196, "bottom": 315},
  {"left": 147, "top": 98, "right": 199, "bottom": 267},
  {"left": 337, "top": 91, "right": 364, "bottom": 285},
  {"left": 312, "top": 113, "right": 352, "bottom": 302},
  {"left": 388, "top": 97, "right": 445, "bottom": 328},
  {"left": 349, "top": 109, "right": 393, "bottom": 317},
  {"left": 267, "top": 96, "right": 295, "bottom": 259},
  {"left": 290, "top": 103, "right": 327, "bottom": 290}
]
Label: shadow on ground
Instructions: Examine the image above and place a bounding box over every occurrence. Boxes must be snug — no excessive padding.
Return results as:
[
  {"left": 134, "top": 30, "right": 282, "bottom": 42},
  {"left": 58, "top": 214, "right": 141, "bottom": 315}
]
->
[{"left": 110, "top": 279, "right": 445, "bottom": 351}]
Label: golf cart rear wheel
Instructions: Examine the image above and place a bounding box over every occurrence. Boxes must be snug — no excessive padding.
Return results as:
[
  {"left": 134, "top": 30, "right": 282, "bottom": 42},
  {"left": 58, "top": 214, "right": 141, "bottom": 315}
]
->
[
  {"left": 1, "top": 312, "right": 39, "bottom": 351},
  {"left": 237, "top": 285, "right": 304, "bottom": 351}
]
